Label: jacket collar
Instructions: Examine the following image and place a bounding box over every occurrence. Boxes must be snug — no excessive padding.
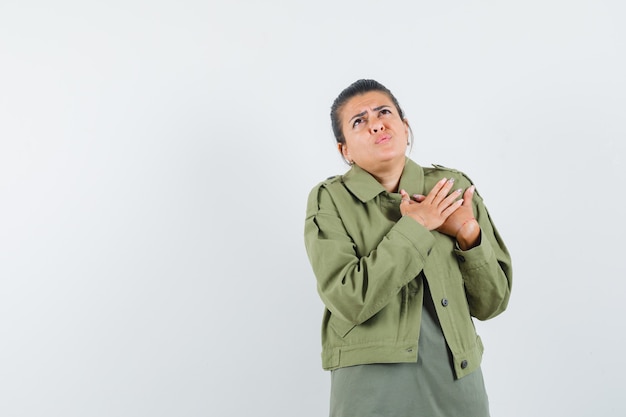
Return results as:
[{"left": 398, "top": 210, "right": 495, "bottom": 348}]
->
[{"left": 342, "top": 158, "right": 425, "bottom": 202}]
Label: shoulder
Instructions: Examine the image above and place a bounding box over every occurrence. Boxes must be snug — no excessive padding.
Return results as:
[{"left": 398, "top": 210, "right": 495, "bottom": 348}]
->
[
  {"left": 306, "top": 175, "right": 344, "bottom": 212},
  {"left": 426, "top": 164, "right": 487, "bottom": 202},
  {"left": 425, "top": 164, "right": 476, "bottom": 186},
  {"left": 427, "top": 163, "right": 466, "bottom": 177},
  {"left": 308, "top": 175, "right": 343, "bottom": 194}
]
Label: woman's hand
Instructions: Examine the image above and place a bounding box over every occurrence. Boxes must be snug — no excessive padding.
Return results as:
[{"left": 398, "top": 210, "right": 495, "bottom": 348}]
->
[
  {"left": 399, "top": 178, "right": 463, "bottom": 231},
  {"left": 444, "top": 185, "right": 481, "bottom": 249},
  {"left": 402, "top": 181, "right": 482, "bottom": 250},
  {"left": 435, "top": 185, "right": 481, "bottom": 250}
]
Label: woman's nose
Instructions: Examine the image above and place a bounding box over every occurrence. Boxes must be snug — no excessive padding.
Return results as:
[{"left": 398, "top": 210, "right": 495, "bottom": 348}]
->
[{"left": 370, "top": 121, "right": 385, "bottom": 133}]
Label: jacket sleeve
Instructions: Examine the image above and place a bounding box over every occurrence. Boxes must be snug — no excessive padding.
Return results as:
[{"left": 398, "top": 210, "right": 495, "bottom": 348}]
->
[
  {"left": 454, "top": 190, "right": 513, "bottom": 320},
  {"left": 304, "top": 183, "right": 435, "bottom": 325}
]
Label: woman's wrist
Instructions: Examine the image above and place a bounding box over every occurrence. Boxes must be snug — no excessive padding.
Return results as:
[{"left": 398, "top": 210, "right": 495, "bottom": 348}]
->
[{"left": 456, "top": 218, "right": 480, "bottom": 250}]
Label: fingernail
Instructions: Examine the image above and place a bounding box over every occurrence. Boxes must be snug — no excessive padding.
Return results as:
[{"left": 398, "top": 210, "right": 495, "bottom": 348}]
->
[
  {"left": 456, "top": 188, "right": 462, "bottom": 193},
  {"left": 447, "top": 178, "right": 455, "bottom": 184}
]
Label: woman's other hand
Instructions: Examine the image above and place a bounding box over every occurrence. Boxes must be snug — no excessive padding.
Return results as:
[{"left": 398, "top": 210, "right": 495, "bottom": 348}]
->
[
  {"left": 401, "top": 182, "right": 481, "bottom": 250},
  {"left": 399, "top": 178, "right": 462, "bottom": 231},
  {"left": 436, "top": 185, "right": 481, "bottom": 250}
]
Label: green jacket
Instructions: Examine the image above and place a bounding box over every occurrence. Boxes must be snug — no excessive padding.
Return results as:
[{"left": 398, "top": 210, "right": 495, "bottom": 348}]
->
[{"left": 304, "top": 159, "right": 512, "bottom": 379}]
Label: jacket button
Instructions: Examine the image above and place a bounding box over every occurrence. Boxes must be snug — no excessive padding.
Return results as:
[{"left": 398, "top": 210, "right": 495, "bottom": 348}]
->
[
  {"left": 461, "top": 360, "right": 468, "bottom": 369},
  {"left": 457, "top": 255, "right": 465, "bottom": 262},
  {"left": 441, "top": 298, "right": 448, "bottom": 307}
]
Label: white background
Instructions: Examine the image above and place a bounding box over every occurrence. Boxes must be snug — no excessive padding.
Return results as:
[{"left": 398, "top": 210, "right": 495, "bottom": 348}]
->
[{"left": 1, "top": 1, "right": 625, "bottom": 416}]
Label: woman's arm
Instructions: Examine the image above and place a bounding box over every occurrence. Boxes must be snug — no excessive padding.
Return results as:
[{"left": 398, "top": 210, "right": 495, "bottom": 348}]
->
[
  {"left": 454, "top": 192, "right": 513, "bottom": 320},
  {"left": 304, "top": 184, "right": 434, "bottom": 325},
  {"left": 416, "top": 172, "right": 512, "bottom": 320}
]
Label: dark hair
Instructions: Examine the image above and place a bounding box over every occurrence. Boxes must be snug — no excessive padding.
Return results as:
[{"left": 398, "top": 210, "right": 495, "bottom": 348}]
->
[{"left": 330, "top": 79, "right": 407, "bottom": 145}]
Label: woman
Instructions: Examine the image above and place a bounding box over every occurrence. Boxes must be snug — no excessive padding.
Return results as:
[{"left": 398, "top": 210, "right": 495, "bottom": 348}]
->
[{"left": 304, "top": 79, "right": 512, "bottom": 417}]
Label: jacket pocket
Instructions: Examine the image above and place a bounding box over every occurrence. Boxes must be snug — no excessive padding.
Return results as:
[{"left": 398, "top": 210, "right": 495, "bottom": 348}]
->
[{"left": 329, "top": 315, "right": 356, "bottom": 338}]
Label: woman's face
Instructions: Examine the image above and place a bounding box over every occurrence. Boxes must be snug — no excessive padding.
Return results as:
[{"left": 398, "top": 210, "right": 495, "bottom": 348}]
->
[{"left": 339, "top": 90, "right": 409, "bottom": 174}]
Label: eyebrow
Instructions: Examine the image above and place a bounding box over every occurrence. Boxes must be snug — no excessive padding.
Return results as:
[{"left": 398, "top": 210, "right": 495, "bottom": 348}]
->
[{"left": 348, "top": 105, "right": 391, "bottom": 123}]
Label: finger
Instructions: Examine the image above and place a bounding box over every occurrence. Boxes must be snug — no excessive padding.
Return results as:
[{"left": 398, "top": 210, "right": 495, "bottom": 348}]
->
[
  {"left": 462, "top": 185, "right": 475, "bottom": 205},
  {"left": 424, "top": 178, "right": 447, "bottom": 203},
  {"left": 412, "top": 194, "right": 426, "bottom": 202},
  {"left": 399, "top": 190, "right": 411, "bottom": 215},
  {"left": 400, "top": 189, "right": 411, "bottom": 202},
  {"left": 441, "top": 198, "right": 464, "bottom": 217},
  {"left": 439, "top": 188, "right": 463, "bottom": 209},
  {"left": 432, "top": 178, "right": 455, "bottom": 204}
]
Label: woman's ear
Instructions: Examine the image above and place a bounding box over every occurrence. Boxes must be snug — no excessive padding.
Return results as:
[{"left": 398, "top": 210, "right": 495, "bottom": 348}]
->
[{"left": 338, "top": 143, "right": 349, "bottom": 160}]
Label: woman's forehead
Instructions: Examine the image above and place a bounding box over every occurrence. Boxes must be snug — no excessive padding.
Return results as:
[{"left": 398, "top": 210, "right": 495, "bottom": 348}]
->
[{"left": 342, "top": 91, "right": 393, "bottom": 117}]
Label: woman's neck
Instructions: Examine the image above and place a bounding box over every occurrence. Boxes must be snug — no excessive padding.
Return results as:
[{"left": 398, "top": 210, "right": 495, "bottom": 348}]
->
[{"left": 370, "top": 159, "right": 406, "bottom": 193}]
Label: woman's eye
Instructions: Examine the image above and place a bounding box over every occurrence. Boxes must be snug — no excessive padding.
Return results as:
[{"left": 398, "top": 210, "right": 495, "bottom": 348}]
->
[
  {"left": 352, "top": 118, "right": 363, "bottom": 128},
  {"left": 380, "top": 109, "right": 392, "bottom": 115}
]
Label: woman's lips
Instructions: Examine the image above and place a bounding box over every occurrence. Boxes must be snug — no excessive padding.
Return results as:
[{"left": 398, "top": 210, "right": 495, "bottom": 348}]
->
[{"left": 375, "top": 134, "right": 391, "bottom": 144}]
